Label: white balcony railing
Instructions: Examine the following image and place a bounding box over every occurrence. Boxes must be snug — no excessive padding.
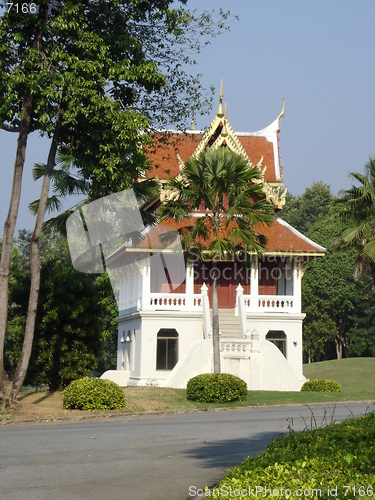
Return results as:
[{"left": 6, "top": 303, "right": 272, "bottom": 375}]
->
[
  {"left": 141, "top": 292, "right": 298, "bottom": 313},
  {"left": 243, "top": 294, "right": 297, "bottom": 313},
  {"left": 147, "top": 293, "right": 202, "bottom": 311},
  {"left": 120, "top": 291, "right": 298, "bottom": 315}
]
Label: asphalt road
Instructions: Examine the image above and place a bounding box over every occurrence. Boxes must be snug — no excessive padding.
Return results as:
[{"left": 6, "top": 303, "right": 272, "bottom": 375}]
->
[{"left": 0, "top": 402, "right": 373, "bottom": 500}]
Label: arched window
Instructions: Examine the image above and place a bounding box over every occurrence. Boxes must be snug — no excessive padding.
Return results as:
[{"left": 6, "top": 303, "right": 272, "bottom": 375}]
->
[
  {"left": 156, "top": 329, "right": 178, "bottom": 370},
  {"left": 266, "top": 330, "right": 287, "bottom": 357}
]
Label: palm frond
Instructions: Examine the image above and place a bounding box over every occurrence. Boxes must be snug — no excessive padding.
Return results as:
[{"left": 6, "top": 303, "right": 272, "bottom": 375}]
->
[
  {"left": 157, "top": 146, "right": 274, "bottom": 258},
  {"left": 32, "top": 163, "right": 48, "bottom": 181},
  {"left": 362, "top": 240, "right": 375, "bottom": 262},
  {"left": 28, "top": 195, "right": 62, "bottom": 216}
]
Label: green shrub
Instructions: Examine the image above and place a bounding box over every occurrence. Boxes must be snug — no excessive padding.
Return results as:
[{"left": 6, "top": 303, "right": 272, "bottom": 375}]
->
[
  {"left": 207, "top": 413, "right": 375, "bottom": 499},
  {"left": 301, "top": 379, "right": 341, "bottom": 392},
  {"left": 186, "top": 373, "right": 247, "bottom": 403},
  {"left": 63, "top": 377, "right": 126, "bottom": 410}
]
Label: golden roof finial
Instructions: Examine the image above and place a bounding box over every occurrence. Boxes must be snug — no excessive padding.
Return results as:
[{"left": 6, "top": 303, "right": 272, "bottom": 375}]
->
[
  {"left": 221, "top": 102, "right": 228, "bottom": 137},
  {"left": 216, "top": 78, "right": 224, "bottom": 118},
  {"left": 277, "top": 96, "right": 285, "bottom": 132},
  {"left": 191, "top": 112, "right": 195, "bottom": 130}
]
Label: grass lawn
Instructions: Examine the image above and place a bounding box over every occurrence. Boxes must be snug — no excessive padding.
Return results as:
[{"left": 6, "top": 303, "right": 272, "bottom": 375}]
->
[
  {"left": 2, "top": 357, "right": 374, "bottom": 423},
  {"left": 124, "top": 357, "right": 375, "bottom": 411},
  {"left": 303, "top": 357, "right": 375, "bottom": 397}
]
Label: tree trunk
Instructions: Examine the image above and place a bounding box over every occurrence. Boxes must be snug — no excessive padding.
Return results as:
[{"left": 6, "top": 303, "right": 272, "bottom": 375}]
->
[
  {"left": 11, "top": 101, "right": 66, "bottom": 400},
  {"left": 335, "top": 337, "right": 343, "bottom": 360},
  {"left": 0, "top": 96, "right": 33, "bottom": 400},
  {"left": 212, "top": 262, "right": 221, "bottom": 373},
  {"left": 0, "top": 2, "right": 49, "bottom": 404}
]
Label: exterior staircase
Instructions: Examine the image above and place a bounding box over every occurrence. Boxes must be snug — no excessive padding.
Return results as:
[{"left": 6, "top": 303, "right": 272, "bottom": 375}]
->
[{"left": 215, "top": 308, "right": 243, "bottom": 339}]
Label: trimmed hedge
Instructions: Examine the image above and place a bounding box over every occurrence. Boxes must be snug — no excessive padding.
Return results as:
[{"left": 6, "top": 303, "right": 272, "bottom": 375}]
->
[
  {"left": 186, "top": 373, "right": 247, "bottom": 403},
  {"left": 63, "top": 377, "right": 126, "bottom": 410},
  {"left": 301, "top": 379, "right": 342, "bottom": 392},
  {"left": 206, "top": 413, "right": 375, "bottom": 499}
]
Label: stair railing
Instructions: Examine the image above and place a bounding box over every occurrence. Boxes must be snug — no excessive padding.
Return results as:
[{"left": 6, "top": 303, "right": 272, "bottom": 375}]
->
[{"left": 236, "top": 284, "right": 250, "bottom": 338}]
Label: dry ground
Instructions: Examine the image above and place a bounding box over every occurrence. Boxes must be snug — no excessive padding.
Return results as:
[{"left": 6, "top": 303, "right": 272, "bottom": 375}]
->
[{"left": 0, "top": 387, "right": 197, "bottom": 425}]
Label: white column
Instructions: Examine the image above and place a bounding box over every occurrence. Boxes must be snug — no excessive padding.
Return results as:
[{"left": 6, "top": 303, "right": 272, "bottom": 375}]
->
[
  {"left": 185, "top": 262, "right": 194, "bottom": 309},
  {"left": 142, "top": 257, "right": 151, "bottom": 310},
  {"left": 137, "top": 267, "right": 142, "bottom": 309},
  {"left": 119, "top": 276, "right": 124, "bottom": 312},
  {"left": 250, "top": 257, "right": 259, "bottom": 312},
  {"left": 293, "top": 259, "right": 302, "bottom": 313},
  {"left": 123, "top": 273, "right": 129, "bottom": 310},
  {"left": 235, "top": 283, "right": 243, "bottom": 316}
]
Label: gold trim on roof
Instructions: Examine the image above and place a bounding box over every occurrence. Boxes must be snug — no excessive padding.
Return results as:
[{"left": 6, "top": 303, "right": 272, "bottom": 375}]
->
[
  {"left": 221, "top": 103, "right": 228, "bottom": 137},
  {"left": 161, "top": 81, "right": 287, "bottom": 209},
  {"left": 217, "top": 78, "right": 224, "bottom": 118},
  {"left": 277, "top": 97, "right": 285, "bottom": 132}
]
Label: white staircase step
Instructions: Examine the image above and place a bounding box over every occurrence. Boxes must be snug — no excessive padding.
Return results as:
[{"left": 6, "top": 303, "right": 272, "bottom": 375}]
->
[{"left": 211, "top": 308, "right": 244, "bottom": 339}]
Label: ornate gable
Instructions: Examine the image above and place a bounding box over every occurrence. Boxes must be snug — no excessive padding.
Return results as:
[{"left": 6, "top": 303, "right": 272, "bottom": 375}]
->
[{"left": 147, "top": 80, "right": 287, "bottom": 209}]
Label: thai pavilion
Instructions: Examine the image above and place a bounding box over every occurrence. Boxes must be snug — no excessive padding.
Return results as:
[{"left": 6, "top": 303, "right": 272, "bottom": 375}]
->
[{"left": 102, "top": 84, "right": 325, "bottom": 391}]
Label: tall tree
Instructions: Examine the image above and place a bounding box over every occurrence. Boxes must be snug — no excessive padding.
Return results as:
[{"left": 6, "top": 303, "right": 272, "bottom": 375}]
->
[
  {"left": 336, "top": 157, "right": 375, "bottom": 287},
  {"left": 159, "top": 147, "right": 274, "bottom": 372},
  {"left": 281, "top": 181, "right": 332, "bottom": 234},
  {"left": 5, "top": 230, "right": 112, "bottom": 390},
  {"left": 346, "top": 273, "right": 375, "bottom": 358},
  {"left": 299, "top": 202, "right": 365, "bottom": 361},
  {"left": 0, "top": 0, "right": 231, "bottom": 404}
]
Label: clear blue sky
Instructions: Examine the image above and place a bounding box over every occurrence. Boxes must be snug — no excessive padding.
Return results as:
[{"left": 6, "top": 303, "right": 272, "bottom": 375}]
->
[{"left": 1, "top": 0, "right": 374, "bottom": 231}]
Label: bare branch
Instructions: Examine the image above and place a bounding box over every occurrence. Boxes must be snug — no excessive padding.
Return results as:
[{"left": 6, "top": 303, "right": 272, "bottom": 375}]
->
[{"left": 0, "top": 123, "right": 20, "bottom": 133}]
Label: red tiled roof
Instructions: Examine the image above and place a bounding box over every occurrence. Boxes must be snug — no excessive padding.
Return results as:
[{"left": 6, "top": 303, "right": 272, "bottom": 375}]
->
[
  {"left": 238, "top": 135, "right": 277, "bottom": 183},
  {"left": 145, "top": 132, "right": 278, "bottom": 183},
  {"left": 144, "top": 216, "right": 326, "bottom": 255},
  {"left": 107, "top": 215, "right": 325, "bottom": 268},
  {"left": 145, "top": 133, "right": 201, "bottom": 180},
  {"left": 257, "top": 218, "right": 326, "bottom": 254}
]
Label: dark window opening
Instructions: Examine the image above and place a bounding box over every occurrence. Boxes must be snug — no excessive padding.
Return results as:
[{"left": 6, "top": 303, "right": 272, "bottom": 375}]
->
[
  {"left": 266, "top": 330, "right": 287, "bottom": 358},
  {"left": 156, "top": 329, "right": 178, "bottom": 370}
]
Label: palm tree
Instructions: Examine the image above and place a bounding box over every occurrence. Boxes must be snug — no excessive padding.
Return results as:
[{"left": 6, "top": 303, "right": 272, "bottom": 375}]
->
[
  {"left": 337, "top": 157, "right": 375, "bottom": 285},
  {"left": 159, "top": 146, "right": 274, "bottom": 373}
]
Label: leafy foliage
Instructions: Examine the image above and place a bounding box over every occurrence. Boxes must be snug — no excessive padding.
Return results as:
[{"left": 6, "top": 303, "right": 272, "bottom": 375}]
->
[
  {"left": 281, "top": 182, "right": 332, "bottom": 234},
  {"left": 95, "top": 274, "right": 119, "bottom": 373},
  {"left": 336, "top": 157, "right": 375, "bottom": 265},
  {"left": 0, "top": 1, "right": 229, "bottom": 135},
  {"left": 301, "top": 206, "right": 358, "bottom": 360},
  {"left": 301, "top": 379, "right": 341, "bottom": 392},
  {"left": 186, "top": 373, "right": 247, "bottom": 403},
  {"left": 207, "top": 413, "right": 375, "bottom": 499},
  {"left": 0, "top": 0, "right": 232, "bottom": 402},
  {"left": 283, "top": 182, "right": 375, "bottom": 361},
  {"left": 63, "top": 377, "right": 126, "bottom": 410},
  {"left": 5, "top": 230, "right": 117, "bottom": 390},
  {"left": 346, "top": 274, "right": 375, "bottom": 357}
]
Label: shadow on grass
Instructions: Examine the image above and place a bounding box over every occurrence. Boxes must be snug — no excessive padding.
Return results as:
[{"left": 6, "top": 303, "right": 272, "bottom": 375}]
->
[{"left": 17, "top": 390, "right": 59, "bottom": 405}]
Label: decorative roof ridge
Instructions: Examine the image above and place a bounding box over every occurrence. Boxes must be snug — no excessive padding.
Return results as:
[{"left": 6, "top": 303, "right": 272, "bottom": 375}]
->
[
  {"left": 222, "top": 116, "right": 251, "bottom": 159},
  {"left": 151, "top": 128, "right": 203, "bottom": 135},
  {"left": 275, "top": 216, "right": 327, "bottom": 253},
  {"left": 192, "top": 115, "right": 222, "bottom": 157},
  {"left": 251, "top": 97, "right": 285, "bottom": 136}
]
